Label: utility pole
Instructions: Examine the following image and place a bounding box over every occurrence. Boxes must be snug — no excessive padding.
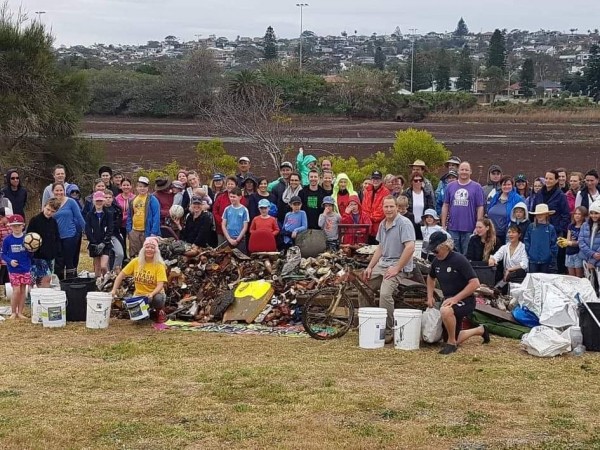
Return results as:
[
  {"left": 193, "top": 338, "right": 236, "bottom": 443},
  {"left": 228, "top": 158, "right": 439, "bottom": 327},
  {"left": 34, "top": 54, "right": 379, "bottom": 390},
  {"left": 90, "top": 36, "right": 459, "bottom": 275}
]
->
[
  {"left": 34, "top": 11, "right": 46, "bottom": 22},
  {"left": 296, "top": 3, "right": 308, "bottom": 72},
  {"left": 409, "top": 28, "right": 417, "bottom": 93}
]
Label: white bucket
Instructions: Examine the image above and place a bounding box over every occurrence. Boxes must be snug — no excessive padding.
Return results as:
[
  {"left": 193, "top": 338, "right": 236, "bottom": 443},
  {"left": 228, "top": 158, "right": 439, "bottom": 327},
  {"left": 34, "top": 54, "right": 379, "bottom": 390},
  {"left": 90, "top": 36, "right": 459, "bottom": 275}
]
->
[
  {"left": 4, "top": 283, "right": 30, "bottom": 300},
  {"left": 125, "top": 296, "right": 150, "bottom": 321},
  {"left": 358, "top": 307, "right": 387, "bottom": 349},
  {"left": 39, "top": 291, "right": 67, "bottom": 328},
  {"left": 394, "top": 309, "right": 423, "bottom": 351},
  {"left": 30, "top": 288, "right": 56, "bottom": 324},
  {"left": 86, "top": 292, "right": 112, "bottom": 329}
]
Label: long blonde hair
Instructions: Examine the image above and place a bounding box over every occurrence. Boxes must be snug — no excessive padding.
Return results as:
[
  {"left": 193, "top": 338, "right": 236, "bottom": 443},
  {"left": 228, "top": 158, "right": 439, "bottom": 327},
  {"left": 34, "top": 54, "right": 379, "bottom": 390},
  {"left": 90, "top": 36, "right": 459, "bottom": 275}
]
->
[
  {"left": 138, "top": 237, "right": 164, "bottom": 269},
  {"left": 478, "top": 218, "right": 497, "bottom": 260}
]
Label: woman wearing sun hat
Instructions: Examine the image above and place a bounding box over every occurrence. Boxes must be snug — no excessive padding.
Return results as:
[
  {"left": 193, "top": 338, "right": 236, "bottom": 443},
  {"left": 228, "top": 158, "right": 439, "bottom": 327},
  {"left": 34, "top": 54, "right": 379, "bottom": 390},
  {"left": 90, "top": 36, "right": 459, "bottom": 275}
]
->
[
  {"left": 408, "top": 159, "right": 435, "bottom": 201},
  {"left": 524, "top": 203, "right": 558, "bottom": 274}
]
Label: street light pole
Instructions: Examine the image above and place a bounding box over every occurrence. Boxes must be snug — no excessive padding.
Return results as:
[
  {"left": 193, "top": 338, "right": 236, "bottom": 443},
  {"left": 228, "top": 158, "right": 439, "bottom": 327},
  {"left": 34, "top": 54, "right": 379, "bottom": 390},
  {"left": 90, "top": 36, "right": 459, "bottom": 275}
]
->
[
  {"left": 34, "top": 11, "right": 46, "bottom": 22},
  {"left": 296, "top": 3, "right": 308, "bottom": 72},
  {"left": 409, "top": 28, "right": 417, "bottom": 93}
]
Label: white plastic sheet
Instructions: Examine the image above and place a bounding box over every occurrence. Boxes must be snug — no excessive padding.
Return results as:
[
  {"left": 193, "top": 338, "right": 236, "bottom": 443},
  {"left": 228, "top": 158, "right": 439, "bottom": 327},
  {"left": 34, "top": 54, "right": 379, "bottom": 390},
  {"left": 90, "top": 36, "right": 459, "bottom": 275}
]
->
[
  {"left": 421, "top": 307, "right": 442, "bottom": 343},
  {"left": 512, "top": 274, "right": 598, "bottom": 328},
  {"left": 521, "top": 326, "right": 571, "bottom": 357}
]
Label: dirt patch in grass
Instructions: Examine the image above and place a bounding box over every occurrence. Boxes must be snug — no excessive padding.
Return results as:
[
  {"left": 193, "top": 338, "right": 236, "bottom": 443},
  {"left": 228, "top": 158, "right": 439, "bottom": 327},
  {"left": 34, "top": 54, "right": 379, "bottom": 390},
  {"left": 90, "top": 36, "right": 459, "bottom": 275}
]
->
[{"left": 0, "top": 318, "right": 599, "bottom": 449}]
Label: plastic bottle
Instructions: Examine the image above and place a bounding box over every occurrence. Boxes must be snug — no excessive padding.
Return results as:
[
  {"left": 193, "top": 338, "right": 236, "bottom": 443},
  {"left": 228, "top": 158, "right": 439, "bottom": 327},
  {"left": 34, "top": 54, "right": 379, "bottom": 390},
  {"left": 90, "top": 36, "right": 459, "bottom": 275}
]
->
[
  {"left": 570, "top": 326, "right": 584, "bottom": 356},
  {"left": 570, "top": 326, "right": 583, "bottom": 348}
]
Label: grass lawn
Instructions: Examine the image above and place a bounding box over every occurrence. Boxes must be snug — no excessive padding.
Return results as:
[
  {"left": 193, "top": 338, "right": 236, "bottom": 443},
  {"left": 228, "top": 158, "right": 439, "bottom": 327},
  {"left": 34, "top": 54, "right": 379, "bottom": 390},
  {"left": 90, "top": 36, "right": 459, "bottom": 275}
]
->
[{"left": 0, "top": 313, "right": 599, "bottom": 449}]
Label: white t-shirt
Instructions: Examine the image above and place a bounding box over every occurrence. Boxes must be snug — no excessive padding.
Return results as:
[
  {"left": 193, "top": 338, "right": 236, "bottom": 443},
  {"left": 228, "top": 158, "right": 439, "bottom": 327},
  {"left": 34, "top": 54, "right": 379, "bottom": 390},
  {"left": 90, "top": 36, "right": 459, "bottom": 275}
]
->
[{"left": 412, "top": 191, "right": 425, "bottom": 224}]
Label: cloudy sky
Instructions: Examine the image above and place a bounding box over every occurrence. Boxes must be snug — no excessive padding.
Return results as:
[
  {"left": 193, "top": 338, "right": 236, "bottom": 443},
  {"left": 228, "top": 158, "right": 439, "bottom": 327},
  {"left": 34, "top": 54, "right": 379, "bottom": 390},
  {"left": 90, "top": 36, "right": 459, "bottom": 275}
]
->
[{"left": 6, "top": 0, "right": 600, "bottom": 46}]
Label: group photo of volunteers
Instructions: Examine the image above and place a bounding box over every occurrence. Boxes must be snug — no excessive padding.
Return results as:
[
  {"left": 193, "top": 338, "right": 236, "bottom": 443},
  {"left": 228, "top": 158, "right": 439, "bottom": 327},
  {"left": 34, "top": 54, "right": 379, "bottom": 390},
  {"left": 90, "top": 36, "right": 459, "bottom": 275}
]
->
[{"left": 0, "top": 150, "right": 599, "bottom": 357}]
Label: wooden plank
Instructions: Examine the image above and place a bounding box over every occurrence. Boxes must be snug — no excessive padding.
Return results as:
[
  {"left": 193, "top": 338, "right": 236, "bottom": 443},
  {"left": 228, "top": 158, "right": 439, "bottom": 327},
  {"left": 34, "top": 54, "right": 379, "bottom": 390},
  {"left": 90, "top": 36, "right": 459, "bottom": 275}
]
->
[{"left": 475, "top": 303, "right": 518, "bottom": 324}]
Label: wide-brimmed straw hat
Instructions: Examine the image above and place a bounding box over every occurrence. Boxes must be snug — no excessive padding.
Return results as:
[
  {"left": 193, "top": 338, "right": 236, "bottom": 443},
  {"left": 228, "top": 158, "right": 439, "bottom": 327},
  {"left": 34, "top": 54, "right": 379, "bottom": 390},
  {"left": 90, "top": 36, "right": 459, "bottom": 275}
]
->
[
  {"left": 530, "top": 204, "right": 555, "bottom": 215},
  {"left": 409, "top": 159, "right": 428, "bottom": 170}
]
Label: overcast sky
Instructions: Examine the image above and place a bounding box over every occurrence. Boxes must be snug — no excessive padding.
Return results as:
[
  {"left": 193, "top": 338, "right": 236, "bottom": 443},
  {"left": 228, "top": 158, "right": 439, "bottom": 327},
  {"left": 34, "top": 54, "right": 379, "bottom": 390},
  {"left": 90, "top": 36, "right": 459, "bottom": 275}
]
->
[{"left": 7, "top": 0, "right": 600, "bottom": 46}]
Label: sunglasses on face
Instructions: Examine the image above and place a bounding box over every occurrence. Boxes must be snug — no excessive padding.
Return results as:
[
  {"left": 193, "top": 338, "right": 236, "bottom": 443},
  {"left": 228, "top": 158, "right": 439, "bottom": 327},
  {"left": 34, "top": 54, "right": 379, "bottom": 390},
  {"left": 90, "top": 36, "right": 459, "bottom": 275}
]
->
[{"left": 413, "top": 179, "right": 423, "bottom": 183}]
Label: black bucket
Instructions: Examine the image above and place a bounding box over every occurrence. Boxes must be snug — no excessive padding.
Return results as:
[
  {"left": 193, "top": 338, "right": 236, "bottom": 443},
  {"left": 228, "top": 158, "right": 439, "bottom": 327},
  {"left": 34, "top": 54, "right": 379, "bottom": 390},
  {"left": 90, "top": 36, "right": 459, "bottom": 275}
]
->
[
  {"left": 580, "top": 303, "right": 600, "bottom": 352},
  {"left": 60, "top": 277, "right": 97, "bottom": 322}
]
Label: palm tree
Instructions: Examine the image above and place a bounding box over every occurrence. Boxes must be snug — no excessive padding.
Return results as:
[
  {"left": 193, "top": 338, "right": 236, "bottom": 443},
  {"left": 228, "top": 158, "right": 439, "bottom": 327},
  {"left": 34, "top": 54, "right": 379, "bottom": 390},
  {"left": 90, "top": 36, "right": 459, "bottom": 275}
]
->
[{"left": 228, "top": 70, "right": 264, "bottom": 103}]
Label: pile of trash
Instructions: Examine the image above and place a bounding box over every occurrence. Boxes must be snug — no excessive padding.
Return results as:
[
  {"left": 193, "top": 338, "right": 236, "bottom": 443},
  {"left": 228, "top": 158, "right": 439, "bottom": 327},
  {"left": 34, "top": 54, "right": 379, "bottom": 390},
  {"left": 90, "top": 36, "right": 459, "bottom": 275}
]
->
[
  {"left": 101, "top": 240, "right": 371, "bottom": 326},
  {"left": 510, "top": 273, "right": 599, "bottom": 357}
]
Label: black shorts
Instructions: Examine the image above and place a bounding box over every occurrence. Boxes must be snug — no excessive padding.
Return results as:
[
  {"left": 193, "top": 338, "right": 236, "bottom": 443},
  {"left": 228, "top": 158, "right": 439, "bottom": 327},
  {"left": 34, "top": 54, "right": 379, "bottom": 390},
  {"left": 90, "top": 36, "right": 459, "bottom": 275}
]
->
[{"left": 451, "top": 297, "right": 476, "bottom": 338}]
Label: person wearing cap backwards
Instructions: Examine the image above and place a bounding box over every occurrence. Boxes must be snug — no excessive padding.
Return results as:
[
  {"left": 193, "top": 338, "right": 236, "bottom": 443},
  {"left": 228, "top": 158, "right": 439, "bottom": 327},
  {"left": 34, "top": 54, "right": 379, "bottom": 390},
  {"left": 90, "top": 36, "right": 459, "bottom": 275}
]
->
[
  {"left": 111, "top": 237, "right": 168, "bottom": 323},
  {"left": 364, "top": 196, "right": 415, "bottom": 342},
  {"left": 236, "top": 157, "right": 255, "bottom": 188},
  {"left": 299, "top": 169, "right": 326, "bottom": 229},
  {"left": 1, "top": 215, "right": 31, "bottom": 319},
  {"left": 482, "top": 164, "right": 503, "bottom": 201},
  {"left": 153, "top": 176, "right": 175, "bottom": 226},
  {"left": 319, "top": 196, "right": 342, "bottom": 251},
  {"left": 361, "top": 171, "right": 390, "bottom": 245},
  {"left": 426, "top": 231, "right": 488, "bottom": 355},
  {"left": 296, "top": 147, "right": 318, "bottom": 186},
  {"left": 126, "top": 176, "right": 160, "bottom": 257},
  {"left": 409, "top": 159, "right": 435, "bottom": 202},
  {"left": 98, "top": 165, "right": 119, "bottom": 197},
  {"left": 435, "top": 170, "right": 458, "bottom": 216}
]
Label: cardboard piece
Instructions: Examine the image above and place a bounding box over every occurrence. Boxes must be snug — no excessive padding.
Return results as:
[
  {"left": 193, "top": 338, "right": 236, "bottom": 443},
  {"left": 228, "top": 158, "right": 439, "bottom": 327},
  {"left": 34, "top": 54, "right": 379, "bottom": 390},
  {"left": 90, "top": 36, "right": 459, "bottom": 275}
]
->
[{"left": 223, "top": 280, "right": 274, "bottom": 323}]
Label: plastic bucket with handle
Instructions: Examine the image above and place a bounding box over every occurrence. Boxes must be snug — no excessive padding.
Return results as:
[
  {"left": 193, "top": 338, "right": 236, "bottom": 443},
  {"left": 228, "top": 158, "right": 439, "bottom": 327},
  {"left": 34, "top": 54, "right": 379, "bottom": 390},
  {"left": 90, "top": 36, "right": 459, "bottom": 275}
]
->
[
  {"left": 39, "top": 291, "right": 68, "bottom": 328},
  {"left": 394, "top": 309, "right": 423, "bottom": 350},
  {"left": 125, "top": 296, "right": 149, "bottom": 321},
  {"left": 30, "top": 288, "right": 56, "bottom": 324},
  {"left": 86, "top": 292, "right": 112, "bottom": 329},
  {"left": 358, "top": 307, "right": 387, "bottom": 349}
]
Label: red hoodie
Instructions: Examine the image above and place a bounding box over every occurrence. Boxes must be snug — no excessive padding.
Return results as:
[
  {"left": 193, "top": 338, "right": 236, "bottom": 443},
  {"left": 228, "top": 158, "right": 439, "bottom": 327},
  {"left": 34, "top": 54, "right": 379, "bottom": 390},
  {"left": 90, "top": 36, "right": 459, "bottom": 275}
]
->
[
  {"left": 341, "top": 195, "right": 372, "bottom": 245},
  {"left": 361, "top": 184, "right": 390, "bottom": 237},
  {"left": 212, "top": 191, "right": 231, "bottom": 236}
]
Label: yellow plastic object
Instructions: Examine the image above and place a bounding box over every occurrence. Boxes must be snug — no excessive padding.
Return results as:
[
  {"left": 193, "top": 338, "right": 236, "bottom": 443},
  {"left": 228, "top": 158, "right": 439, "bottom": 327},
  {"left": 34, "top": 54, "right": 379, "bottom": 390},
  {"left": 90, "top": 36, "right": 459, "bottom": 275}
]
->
[
  {"left": 223, "top": 281, "right": 274, "bottom": 323},
  {"left": 234, "top": 281, "right": 272, "bottom": 299}
]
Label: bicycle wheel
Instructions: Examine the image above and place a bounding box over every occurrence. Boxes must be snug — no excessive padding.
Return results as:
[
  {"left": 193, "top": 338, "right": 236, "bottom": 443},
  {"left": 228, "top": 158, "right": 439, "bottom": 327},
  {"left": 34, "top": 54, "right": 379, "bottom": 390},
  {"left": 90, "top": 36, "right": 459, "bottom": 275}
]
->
[{"left": 302, "top": 287, "right": 355, "bottom": 340}]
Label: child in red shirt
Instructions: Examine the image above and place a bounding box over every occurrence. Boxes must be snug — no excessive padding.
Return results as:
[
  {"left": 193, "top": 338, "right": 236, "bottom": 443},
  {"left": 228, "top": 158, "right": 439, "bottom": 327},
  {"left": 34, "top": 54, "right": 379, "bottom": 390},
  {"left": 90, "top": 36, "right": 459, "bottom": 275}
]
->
[{"left": 248, "top": 199, "right": 279, "bottom": 253}]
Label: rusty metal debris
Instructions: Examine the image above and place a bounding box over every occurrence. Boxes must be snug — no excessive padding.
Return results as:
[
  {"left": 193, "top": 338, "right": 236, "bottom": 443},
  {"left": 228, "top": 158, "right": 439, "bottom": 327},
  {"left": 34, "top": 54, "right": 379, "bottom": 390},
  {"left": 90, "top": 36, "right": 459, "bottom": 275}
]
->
[{"left": 101, "top": 241, "right": 372, "bottom": 325}]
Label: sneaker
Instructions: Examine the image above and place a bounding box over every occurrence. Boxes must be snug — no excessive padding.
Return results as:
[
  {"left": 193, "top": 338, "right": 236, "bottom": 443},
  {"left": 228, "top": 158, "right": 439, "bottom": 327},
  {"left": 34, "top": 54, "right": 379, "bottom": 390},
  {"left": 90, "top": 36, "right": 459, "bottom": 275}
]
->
[
  {"left": 155, "top": 310, "right": 167, "bottom": 324},
  {"left": 481, "top": 325, "right": 490, "bottom": 344},
  {"left": 439, "top": 343, "right": 458, "bottom": 355}
]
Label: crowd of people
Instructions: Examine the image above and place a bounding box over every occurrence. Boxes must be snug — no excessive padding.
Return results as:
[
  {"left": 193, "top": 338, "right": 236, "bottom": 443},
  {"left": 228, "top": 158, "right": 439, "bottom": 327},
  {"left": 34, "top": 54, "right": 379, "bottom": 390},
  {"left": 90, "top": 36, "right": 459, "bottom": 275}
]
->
[{"left": 1, "top": 149, "right": 600, "bottom": 346}]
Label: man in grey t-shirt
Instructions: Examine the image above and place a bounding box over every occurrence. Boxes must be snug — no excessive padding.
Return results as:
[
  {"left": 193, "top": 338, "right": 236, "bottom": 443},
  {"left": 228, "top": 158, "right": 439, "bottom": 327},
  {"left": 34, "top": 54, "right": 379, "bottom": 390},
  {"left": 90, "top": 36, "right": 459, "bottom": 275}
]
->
[{"left": 364, "top": 196, "right": 416, "bottom": 339}]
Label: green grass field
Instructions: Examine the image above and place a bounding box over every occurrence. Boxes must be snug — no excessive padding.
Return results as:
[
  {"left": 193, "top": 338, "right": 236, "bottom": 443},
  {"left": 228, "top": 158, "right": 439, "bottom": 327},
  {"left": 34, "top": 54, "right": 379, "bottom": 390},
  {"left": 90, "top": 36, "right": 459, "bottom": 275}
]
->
[{"left": 0, "top": 314, "right": 599, "bottom": 449}]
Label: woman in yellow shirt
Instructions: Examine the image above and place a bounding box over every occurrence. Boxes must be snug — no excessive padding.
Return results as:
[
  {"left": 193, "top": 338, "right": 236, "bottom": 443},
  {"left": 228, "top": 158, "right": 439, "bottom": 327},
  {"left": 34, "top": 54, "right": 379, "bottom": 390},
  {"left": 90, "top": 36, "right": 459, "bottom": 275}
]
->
[{"left": 111, "top": 237, "right": 168, "bottom": 323}]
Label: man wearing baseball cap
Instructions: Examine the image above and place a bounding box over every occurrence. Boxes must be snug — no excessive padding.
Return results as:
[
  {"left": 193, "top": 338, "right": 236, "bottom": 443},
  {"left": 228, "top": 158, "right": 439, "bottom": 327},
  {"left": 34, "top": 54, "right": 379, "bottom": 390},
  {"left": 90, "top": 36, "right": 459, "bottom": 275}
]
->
[
  {"left": 435, "top": 169, "right": 458, "bottom": 215},
  {"left": 236, "top": 156, "right": 255, "bottom": 188},
  {"left": 361, "top": 170, "right": 390, "bottom": 244},
  {"left": 126, "top": 176, "right": 160, "bottom": 257}
]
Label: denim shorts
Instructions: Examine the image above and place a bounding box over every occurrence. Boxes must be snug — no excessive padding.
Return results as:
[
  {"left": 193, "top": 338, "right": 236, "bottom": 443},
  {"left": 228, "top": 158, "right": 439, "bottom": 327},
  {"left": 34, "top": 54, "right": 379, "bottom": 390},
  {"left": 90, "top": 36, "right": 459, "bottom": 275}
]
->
[{"left": 565, "top": 253, "right": 584, "bottom": 269}]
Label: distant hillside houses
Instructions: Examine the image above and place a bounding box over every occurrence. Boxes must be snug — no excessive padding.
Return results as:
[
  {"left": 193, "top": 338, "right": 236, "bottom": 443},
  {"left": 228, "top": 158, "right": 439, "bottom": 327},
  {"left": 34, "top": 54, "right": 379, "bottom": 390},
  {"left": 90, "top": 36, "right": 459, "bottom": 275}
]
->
[{"left": 56, "top": 28, "right": 597, "bottom": 82}]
